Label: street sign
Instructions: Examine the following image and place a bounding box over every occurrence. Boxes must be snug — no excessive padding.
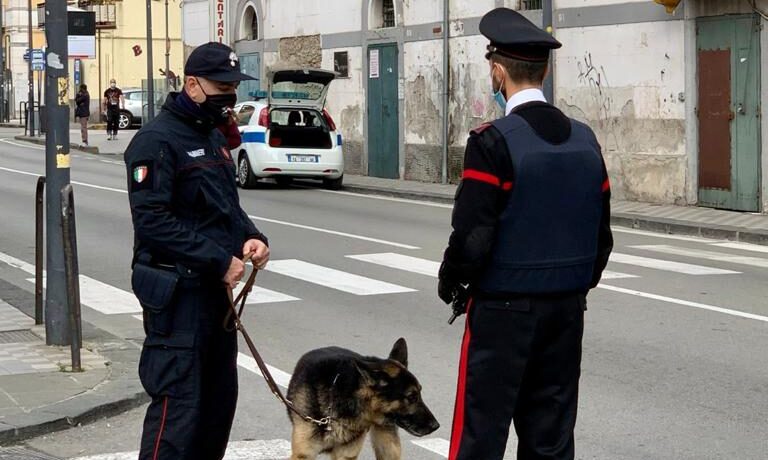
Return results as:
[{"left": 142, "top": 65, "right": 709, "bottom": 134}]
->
[{"left": 31, "top": 49, "right": 45, "bottom": 71}]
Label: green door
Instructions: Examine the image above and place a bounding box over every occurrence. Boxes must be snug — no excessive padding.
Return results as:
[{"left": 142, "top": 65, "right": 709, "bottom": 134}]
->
[
  {"left": 237, "top": 53, "right": 261, "bottom": 102},
  {"left": 367, "top": 44, "right": 399, "bottom": 179},
  {"left": 697, "top": 15, "right": 761, "bottom": 212}
]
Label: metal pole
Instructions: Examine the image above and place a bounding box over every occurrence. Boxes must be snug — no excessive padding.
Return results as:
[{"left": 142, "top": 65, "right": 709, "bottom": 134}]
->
[
  {"left": 44, "top": 0, "right": 71, "bottom": 346},
  {"left": 165, "top": 0, "right": 170, "bottom": 93},
  {"left": 0, "top": 2, "right": 5, "bottom": 122},
  {"left": 441, "top": 0, "right": 449, "bottom": 184},
  {"left": 35, "top": 176, "right": 45, "bottom": 325},
  {"left": 27, "top": 0, "right": 35, "bottom": 136},
  {"left": 97, "top": 29, "right": 101, "bottom": 124},
  {"left": 61, "top": 185, "right": 82, "bottom": 372},
  {"left": 542, "top": 0, "right": 554, "bottom": 103},
  {"left": 146, "top": 0, "right": 155, "bottom": 121}
]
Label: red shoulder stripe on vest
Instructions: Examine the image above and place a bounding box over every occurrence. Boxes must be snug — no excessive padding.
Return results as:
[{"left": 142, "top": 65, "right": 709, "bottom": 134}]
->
[
  {"left": 601, "top": 178, "right": 611, "bottom": 193},
  {"left": 470, "top": 123, "right": 492, "bottom": 135},
  {"left": 463, "top": 169, "right": 500, "bottom": 187}
]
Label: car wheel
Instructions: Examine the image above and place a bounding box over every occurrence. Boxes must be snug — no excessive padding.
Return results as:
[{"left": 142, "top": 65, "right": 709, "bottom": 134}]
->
[
  {"left": 275, "top": 176, "right": 293, "bottom": 188},
  {"left": 322, "top": 175, "right": 343, "bottom": 191},
  {"left": 237, "top": 153, "right": 258, "bottom": 189},
  {"left": 118, "top": 111, "right": 133, "bottom": 130}
]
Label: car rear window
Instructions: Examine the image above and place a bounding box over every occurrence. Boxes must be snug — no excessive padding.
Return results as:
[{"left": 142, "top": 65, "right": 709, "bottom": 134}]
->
[{"left": 270, "top": 109, "right": 324, "bottom": 128}]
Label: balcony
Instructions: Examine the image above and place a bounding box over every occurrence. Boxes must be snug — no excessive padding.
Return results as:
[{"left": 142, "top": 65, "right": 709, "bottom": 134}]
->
[{"left": 37, "top": 1, "right": 120, "bottom": 30}]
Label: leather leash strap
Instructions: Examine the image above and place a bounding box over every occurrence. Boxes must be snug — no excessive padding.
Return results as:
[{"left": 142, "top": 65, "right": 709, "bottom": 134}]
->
[{"left": 225, "top": 255, "right": 331, "bottom": 427}]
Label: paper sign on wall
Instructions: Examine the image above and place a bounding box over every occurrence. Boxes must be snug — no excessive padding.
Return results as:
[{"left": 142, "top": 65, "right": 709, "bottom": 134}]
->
[{"left": 369, "top": 49, "right": 379, "bottom": 79}]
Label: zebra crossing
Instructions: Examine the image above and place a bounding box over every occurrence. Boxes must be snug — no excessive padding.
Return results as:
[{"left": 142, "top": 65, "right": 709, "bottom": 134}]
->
[{"left": 2, "top": 239, "right": 768, "bottom": 317}]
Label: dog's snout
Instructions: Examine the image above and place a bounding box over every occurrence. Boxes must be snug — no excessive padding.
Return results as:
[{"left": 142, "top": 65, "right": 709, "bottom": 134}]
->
[{"left": 428, "top": 418, "right": 440, "bottom": 433}]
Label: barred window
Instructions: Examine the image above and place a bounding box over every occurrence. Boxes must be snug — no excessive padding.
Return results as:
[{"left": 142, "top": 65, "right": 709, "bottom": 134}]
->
[
  {"left": 382, "top": 0, "right": 396, "bottom": 28},
  {"left": 519, "top": 0, "right": 542, "bottom": 10}
]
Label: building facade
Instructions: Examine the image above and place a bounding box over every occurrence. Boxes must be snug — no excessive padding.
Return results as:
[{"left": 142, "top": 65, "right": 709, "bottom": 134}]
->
[
  {"left": 181, "top": 0, "right": 768, "bottom": 214},
  {"left": 1, "top": 0, "right": 184, "bottom": 120}
]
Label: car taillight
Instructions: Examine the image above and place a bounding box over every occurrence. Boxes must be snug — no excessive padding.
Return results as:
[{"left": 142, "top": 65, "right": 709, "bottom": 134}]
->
[
  {"left": 269, "top": 137, "right": 282, "bottom": 147},
  {"left": 258, "top": 107, "right": 269, "bottom": 127},
  {"left": 322, "top": 109, "right": 337, "bottom": 131}
]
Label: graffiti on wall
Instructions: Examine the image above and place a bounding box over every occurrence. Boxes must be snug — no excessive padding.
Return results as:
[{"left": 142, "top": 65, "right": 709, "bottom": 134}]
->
[{"left": 576, "top": 52, "right": 613, "bottom": 125}]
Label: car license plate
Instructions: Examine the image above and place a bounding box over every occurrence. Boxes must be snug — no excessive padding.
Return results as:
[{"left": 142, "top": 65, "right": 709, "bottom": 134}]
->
[{"left": 287, "top": 155, "right": 318, "bottom": 163}]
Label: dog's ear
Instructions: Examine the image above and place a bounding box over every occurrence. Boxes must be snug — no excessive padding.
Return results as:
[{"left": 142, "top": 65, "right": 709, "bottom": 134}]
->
[
  {"left": 355, "top": 359, "right": 390, "bottom": 388},
  {"left": 388, "top": 338, "right": 408, "bottom": 368}
]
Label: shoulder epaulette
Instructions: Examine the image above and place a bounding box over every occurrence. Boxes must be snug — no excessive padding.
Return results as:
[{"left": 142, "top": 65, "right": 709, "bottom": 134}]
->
[{"left": 470, "top": 122, "right": 492, "bottom": 136}]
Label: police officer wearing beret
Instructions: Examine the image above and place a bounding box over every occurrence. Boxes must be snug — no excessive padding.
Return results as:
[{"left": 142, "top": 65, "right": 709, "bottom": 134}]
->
[
  {"left": 439, "top": 8, "right": 613, "bottom": 460},
  {"left": 125, "top": 42, "right": 270, "bottom": 459}
]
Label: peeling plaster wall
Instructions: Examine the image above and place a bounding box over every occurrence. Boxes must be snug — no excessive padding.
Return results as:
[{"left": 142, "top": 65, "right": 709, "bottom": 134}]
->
[
  {"left": 450, "top": 0, "right": 497, "bottom": 19},
  {"left": 556, "top": 0, "right": 648, "bottom": 7},
  {"left": 555, "top": 20, "right": 687, "bottom": 204},
  {"left": 277, "top": 35, "right": 322, "bottom": 68},
  {"left": 322, "top": 47, "right": 366, "bottom": 175},
  {"left": 404, "top": 0, "right": 443, "bottom": 24},
  {"left": 403, "top": 40, "right": 444, "bottom": 181}
]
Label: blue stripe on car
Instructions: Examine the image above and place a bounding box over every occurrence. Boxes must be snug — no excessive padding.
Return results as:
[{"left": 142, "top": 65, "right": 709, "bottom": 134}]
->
[
  {"left": 243, "top": 132, "right": 266, "bottom": 143},
  {"left": 337, "top": 134, "right": 343, "bottom": 146}
]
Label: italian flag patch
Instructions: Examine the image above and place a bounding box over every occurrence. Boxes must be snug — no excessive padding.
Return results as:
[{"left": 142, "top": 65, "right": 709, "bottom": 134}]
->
[{"left": 133, "top": 166, "right": 148, "bottom": 183}]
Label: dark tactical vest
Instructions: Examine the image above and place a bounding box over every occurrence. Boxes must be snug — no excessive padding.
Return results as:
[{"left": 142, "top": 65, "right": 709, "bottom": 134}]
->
[{"left": 476, "top": 113, "right": 604, "bottom": 295}]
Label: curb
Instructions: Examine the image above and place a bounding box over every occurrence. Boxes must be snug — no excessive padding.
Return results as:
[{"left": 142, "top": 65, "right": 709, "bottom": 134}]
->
[
  {"left": 13, "top": 135, "right": 100, "bottom": 155},
  {"left": 341, "top": 183, "right": 768, "bottom": 246},
  {"left": 0, "top": 344, "right": 148, "bottom": 445},
  {"left": 0, "top": 124, "right": 23, "bottom": 129}
]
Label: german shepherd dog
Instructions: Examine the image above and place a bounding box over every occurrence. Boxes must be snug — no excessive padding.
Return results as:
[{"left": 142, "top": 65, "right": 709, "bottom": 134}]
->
[{"left": 287, "top": 338, "right": 440, "bottom": 459}]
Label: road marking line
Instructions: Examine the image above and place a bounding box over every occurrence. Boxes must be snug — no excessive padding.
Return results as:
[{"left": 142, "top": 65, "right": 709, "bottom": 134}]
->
[
  {"left": 248, "top": 215, "right": 420, "bottom": 249},
  {"left": 265, "top": 259, "right": 416, "bottom": 295},
  {"left": 412, "top": 438, "right": 450, "bottom": 458},
  {"left": 632, "top": 244, "right": 768, "bottom": 269},
  {"left": 0, "top": 251, "right": 140, "bottom": 315},
  {"left": 70, "top": 439, "right": 293, "bottom": 460},
  {"left": 347, "top": 252, "right": 440, "bottom": 277},
  {"left": 312, "top": 187, "right": 454, "bottom": 209},
  {"left": 710, "top": 242, "right": 768, "bottom": 254},
  {"left": 612, "top": 227, "right": 718, "bottom": 243},
  {"left": 0, "top": 165, "right": 127, "bottom": 194},
  {"left": 237, "top": 353, "right": 293, "bottom": 388},
  {"left": 598, "top": 284, "right": 768, "bottom": 323},
  {"left": 0, "top": 138, "right": 45, "bottom": 150},
  {"left": 601, "top": 270, "right": 639, "bottom": 280},
  {"left": 244, "top": 286, "right": 300, "bottom": 304},
  {"left": 610, "top": 253, "right": 739, "bottom": 275},
  {"left": 24, "top": 277, "right": 141, "bottom": 315}
]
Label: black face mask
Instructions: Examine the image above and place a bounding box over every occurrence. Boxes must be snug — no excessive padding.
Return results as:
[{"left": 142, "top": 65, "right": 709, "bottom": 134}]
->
[{"left": 197, "top": 80, "right": 238, "bottom": 123}]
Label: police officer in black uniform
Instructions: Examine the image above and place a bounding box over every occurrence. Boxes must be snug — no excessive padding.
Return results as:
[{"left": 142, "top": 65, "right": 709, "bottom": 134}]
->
[
  {"left": 125, "top": 42, "right": 270, "bottom": 460},
  {"left": 439, "top": 9, "right": 613, "bottom": 460}
]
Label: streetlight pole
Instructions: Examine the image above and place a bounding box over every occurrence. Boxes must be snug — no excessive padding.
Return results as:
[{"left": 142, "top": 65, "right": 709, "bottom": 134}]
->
[
  {"left": 27, "top": 0, "right": 34, "bottom": 136},
  {"left": 0, "top": 2, "right": 5, "bottom": 122},
  {"left": 145, "top": 0, "right": 155, "bottom": 121},
  {"left": 44, "top": 0, "right": 72, "bottom": 346}
]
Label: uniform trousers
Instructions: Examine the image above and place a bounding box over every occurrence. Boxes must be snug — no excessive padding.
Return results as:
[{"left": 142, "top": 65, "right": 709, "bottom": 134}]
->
[
  {"left": 138, "top": 280, "right": 239, "bottom": 460},
  {"left": 449, "top": 293, "right": 586, "bottom": 460}
]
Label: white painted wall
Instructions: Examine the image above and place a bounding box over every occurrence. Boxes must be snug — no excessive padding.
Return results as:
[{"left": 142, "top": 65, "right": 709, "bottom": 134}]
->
[
  {"left": 264, "top": 0, "right": 361, "bottom": 38},
  {"left": 403, "top": 40, "right": 443, "bottom": 145},
  {"left": 555, "top": 0, "right": 648, "bottom": 8},
  {"left": 322, "top": 47, "right": 365, "bottom": 139},
  {"left": 450, "top": 0, "right": 496, "bottom": 20},
  {"left": 182, "top": 0, "right": 210, "bottom": 48},
  {"left": 404, "top": 0, "right": 443, "bottom": 25}
]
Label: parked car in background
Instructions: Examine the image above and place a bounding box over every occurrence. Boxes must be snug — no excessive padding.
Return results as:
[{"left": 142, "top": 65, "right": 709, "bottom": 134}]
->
[
  {"left": 120, "top": 88, "right": 166, "bottom": 129},
  {"left": 234, "top": 68, "right": 344, "bottom": 190}
]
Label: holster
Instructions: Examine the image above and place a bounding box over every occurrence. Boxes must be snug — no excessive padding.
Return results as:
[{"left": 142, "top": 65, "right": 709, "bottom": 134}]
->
[{"left": 131, "top": 263, "right": 180, "bottom": 336}]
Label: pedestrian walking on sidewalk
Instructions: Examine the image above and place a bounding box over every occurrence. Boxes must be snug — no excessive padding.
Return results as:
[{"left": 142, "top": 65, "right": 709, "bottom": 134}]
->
[
  {"left": 438, "top": 8, "right": 613, "bottom": 460},
  {"left": 124, "top": 42, "right": 269, "bottom": 460},
  {"left": 103, "top": 79, "right": 124, "bottom": 140},
  {"left": 74, "top": 84, "right": 90, "bottom": 145}
]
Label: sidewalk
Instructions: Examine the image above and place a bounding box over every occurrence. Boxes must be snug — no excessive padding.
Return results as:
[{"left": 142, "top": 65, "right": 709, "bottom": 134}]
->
[
  {"left": 0, "top": 284, "right": 147, "bottom": 446},
  {"left": 14, "top": 124, "right": 135, "bottom": 156},
  {"left": 343, "top": 175, "right": 768, "bottom": 245}
]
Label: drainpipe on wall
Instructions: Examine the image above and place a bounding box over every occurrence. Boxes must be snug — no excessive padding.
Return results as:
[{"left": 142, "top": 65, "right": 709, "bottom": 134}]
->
[
  {"left": 441, "top": 0, "right": 450, "bottom": 184},
  {"left": 542, "top": 0, "right": 554, "bottom": 103}
]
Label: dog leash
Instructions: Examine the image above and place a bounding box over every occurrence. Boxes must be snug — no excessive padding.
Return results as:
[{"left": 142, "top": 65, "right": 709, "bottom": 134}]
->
[{"left": 225, "top": 254, "right": 332, "bottom": 428}]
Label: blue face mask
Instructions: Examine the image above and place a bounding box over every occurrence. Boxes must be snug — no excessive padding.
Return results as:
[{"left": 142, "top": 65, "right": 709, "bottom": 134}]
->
[{"left": 491, "top": 68, "right": 506, "bottom": 111}]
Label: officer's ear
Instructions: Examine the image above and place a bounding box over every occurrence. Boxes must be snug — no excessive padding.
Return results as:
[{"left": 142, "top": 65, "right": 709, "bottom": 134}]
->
[{"left": 185, "top": 76, "right": 205, "bottom": 103}]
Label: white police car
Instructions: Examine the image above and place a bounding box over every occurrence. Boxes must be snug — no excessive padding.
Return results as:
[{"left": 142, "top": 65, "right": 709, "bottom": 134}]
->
[{"left": 233, "top": 68, "right": 344, "bottom": 190}]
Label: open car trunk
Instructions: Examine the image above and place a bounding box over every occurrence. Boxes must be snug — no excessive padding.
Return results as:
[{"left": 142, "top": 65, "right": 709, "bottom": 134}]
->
[{"left": 268, "top": 108, "right": 333, "bottom": 149}]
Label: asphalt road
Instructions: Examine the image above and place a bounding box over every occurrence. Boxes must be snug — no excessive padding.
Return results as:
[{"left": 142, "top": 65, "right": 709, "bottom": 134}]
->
[{"left": 1, "top": 130, "right": 767, "bottom": 459}]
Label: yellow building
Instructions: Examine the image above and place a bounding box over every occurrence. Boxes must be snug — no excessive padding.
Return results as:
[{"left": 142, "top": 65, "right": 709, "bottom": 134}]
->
[{"left": 2, "top": 0, "right": 183, "bottom": 119}]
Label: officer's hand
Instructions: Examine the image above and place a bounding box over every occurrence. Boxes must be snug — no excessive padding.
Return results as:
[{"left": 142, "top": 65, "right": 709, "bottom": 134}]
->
[
  {"left": 438, "top": 278, "right": 458, "bottom": 305},
  {"left": 243, "top": 239, "right": 270, "bottom": 270},
  {"left": 223, "top": 257, "right": 245, "bottom": 289}
]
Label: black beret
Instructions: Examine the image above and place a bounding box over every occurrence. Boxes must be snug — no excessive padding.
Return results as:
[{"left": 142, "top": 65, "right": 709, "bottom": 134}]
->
[{"left": 480, "top": 8, "right": 561, "bottom": 62}]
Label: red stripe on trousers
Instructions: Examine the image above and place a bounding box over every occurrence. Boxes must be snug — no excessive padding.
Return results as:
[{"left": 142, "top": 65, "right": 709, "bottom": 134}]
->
[
  {"left": 463, "top": 169, "right": 501, "bottom": 187},
  {"left": 153, "top": 396, "right": 169, "bottom": 460},
  {"left": 449, "top": 297, "right": 474, "bottom": 460},
  {"left": 602, "top": 178, "right": 611, "bottom": 192}
]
